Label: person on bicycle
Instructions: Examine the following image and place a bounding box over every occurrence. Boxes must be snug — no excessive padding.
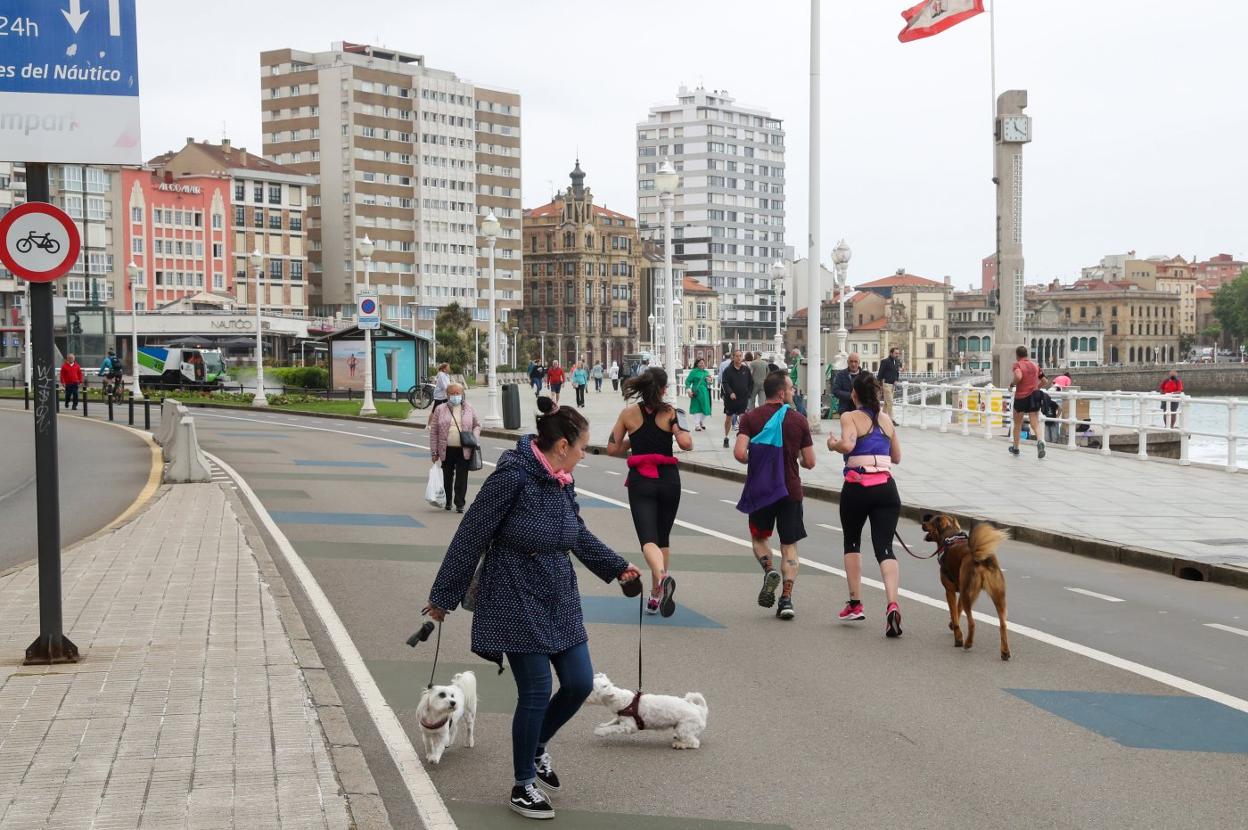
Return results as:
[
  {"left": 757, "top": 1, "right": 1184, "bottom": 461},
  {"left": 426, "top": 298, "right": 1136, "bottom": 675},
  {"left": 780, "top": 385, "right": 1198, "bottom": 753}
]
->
[{"left": 99, "top": 350, "right": 125, "bottom": 398}]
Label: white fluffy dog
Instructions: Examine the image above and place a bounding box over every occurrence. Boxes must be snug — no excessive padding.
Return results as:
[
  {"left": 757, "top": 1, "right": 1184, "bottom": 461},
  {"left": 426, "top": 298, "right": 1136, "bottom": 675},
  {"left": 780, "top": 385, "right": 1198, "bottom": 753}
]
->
[
  {"left": 415, "top": 670, "right": 477, "bottom": 764},
  {"left": 587, "top": 672, "right": 708, "bottom": 749}
]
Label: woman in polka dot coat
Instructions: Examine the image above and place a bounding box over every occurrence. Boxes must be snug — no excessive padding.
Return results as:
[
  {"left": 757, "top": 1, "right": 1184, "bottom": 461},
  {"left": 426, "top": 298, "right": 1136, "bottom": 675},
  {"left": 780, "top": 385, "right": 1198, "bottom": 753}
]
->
[{"left": 426, "top": 403, "right": 640, "bottom": 819}]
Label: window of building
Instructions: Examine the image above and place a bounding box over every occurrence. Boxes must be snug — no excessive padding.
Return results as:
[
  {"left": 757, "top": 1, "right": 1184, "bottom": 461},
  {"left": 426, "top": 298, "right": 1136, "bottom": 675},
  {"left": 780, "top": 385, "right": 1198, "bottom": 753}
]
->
[
  {"left": 253, "top": 183, "right": 264, "bottom": 202},
  {"left": 130, "top": 206, "right": 142, "bottom": 223},
  {"left": 254, "top": 210, "right": 264, "bottom": 228},
  {"left": 291, "top": 261, "right": 303, "bottom": 281},
  {"left": 269, "top": 213, "right": 282, "bottom": 230},
  {"left": 234, "top": 182, "right": 245, "bottom": 201},
  {"left": 269, "top": 260, "right": 283, "bottom": 279}
]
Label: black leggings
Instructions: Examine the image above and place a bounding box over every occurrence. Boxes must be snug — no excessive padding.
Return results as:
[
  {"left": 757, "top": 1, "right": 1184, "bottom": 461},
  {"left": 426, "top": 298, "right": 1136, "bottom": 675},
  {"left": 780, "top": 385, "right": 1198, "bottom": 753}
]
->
[
  {"left": 839, "top": 478, "right": 901, "bottom": 562},
  {"left": 627, "top": 473, "right": 681, "bottom": 549}
]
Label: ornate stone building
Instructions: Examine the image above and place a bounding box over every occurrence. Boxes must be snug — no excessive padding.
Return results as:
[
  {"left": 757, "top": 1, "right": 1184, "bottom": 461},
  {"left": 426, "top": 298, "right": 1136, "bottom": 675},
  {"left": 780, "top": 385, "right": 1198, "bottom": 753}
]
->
[{"left": 521, "top": 162, "right": 642, "bottom": 366}]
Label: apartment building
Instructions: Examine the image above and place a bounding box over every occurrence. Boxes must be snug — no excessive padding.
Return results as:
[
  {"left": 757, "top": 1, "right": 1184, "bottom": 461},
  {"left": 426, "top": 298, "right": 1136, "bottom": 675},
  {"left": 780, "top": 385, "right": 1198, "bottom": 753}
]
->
[
  {"left": 636, "top": 85, "right": 786, "bottom": 354},
  {"left": 856, "top": 271, "right": 952, "bottom": 374},
  {"left": 259, "top": 42, "right": 521, "bottom": 333},
  {"left": 147, "top": 139, "right": 315, "bottom": 316},
  {"left": 1036, "top": 279, "right": 1180, "bottom": 365},
  {"left": 521, "top": 162, "right": 642, "bottom": 367}
]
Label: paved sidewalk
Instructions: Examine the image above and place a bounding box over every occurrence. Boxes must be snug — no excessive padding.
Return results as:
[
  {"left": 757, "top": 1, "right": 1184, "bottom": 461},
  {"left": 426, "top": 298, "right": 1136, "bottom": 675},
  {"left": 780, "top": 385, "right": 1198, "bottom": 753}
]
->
[
  {"left": 0, "top": 484, "right": 354, "bottom": 829},
  {"left": 489, "top": 383, "right": 1248, "bottom": 582}
]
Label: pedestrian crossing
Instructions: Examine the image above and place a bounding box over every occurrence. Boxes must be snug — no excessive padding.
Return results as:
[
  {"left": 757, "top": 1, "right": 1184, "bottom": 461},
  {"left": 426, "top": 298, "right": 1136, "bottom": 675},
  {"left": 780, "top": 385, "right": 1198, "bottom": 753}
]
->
[{"left": 207, "top": 460, "right": 236, "bottom": 488}]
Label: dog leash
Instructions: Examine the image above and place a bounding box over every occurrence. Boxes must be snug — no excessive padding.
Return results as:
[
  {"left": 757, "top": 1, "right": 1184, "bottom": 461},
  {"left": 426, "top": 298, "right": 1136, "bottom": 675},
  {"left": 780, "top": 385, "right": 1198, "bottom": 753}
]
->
[
  {"left": 636, "top": 590, "right": 644, "bottom": 691},
  {"left": 407, "top": 617, "right": 443, "bottom": 690},
  {"left": 894, "top": 531, "right": 938, "bottom": 560},
  {"left": 426, "top": 622, "right": 442, "bottom": 690}
]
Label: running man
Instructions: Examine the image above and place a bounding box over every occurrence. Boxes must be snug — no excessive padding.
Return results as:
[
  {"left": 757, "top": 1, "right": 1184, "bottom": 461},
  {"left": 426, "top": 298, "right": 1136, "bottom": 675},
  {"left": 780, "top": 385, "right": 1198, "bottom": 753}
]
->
[
  {"left": 734, "top": 371, "right": 815, "bottom": 620},
  {"left": 720, "top": 349, "right": 753, "bottom": 449}
]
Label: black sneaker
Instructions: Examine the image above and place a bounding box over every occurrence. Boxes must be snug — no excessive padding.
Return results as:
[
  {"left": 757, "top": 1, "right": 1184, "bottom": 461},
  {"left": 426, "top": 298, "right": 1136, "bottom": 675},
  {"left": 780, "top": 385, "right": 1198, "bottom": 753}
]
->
[
  {"left": 534, "top": 752, "right": 561, "bottom": 792},
  {"left": 510, "top": 783, "right": 555, "bottom": 820},
  {"left": 723, "top": 436, "right": 729, "bottom": 448},
  {"left": 658, "top": 574, "right": 677, "bottom": 618},
  {"left": 886, "top": 602, "right": 903, "bottom": 638},
  {"left": 757, "top": 570, "right": 781, "bottom": 608},
  {"left": 1037, "top": 440, "right": 1046, "bottom": 459},
  {"left": 1008, "top": 445, "right": 1020, "bottom": 457},
  {"left": 776, "top": 596, "right": 795, "bottom": 620}
]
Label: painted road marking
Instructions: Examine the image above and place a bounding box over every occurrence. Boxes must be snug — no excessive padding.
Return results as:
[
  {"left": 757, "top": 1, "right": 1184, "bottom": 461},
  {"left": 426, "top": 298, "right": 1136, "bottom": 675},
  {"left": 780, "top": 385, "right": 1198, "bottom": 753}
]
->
[
  {"left": 681, "top": 489, "right": 698, "bottom": 495},
  {"left": 604, "top": 470, "right": 621, "bottom": 476},
  {"left": 817, "top": 523, "right": 842, "bottom": 532},
  {"left": 197, "top": 410, "right": 1248, "bottom": 718},
  {"left": 206, "top": 452, "right": 457, "bottom": 830},
  {"left": 719, "top": 499, "right": 736, "bottom": 505},
  {"left": 294, "top": 459, "right": 387, "bottom": 469},
  {"left": 1205, "top": 623, "right": 1248, "bottom": 638},
  {"left": 1064, "top": 587, "right": 1125, "bottom": 603}
]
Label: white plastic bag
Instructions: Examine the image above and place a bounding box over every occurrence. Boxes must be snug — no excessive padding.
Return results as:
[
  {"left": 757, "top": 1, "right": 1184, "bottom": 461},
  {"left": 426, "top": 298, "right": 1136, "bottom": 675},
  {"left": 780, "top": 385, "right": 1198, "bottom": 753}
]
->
[{"left": 425, "top": 464, "right": 446, "bottom": 506}]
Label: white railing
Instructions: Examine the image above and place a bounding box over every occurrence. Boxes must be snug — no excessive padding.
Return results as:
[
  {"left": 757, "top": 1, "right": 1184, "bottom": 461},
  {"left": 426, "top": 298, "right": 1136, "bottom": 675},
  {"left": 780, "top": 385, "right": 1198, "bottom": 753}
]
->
[{"left": 895, "top": 380, "right": 1247, "bottom": 473}]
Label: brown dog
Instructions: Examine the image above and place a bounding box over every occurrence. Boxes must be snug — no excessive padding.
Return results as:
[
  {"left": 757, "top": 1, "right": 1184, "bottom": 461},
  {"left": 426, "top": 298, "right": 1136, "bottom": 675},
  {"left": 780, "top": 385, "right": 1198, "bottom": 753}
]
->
[{"left": 921, "top": 514, "right": 1011, "bottom": 660}]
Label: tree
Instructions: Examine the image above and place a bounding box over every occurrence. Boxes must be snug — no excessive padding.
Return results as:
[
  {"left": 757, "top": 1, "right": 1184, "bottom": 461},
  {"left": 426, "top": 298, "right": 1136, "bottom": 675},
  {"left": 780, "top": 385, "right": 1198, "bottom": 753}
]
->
[
  {"left": 434, "top": 303, "right": 474, "bottom": 376},
  {"left": 1212, "top": 269, "right": 1248, "bottom": 343}
]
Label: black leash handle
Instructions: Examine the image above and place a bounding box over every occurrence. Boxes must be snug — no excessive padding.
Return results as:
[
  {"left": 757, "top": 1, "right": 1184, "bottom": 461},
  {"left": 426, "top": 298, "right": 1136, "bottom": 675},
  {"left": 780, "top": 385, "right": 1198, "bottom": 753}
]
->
[{"left": 405, "top": 618, "right": 443, "bottom": 689}]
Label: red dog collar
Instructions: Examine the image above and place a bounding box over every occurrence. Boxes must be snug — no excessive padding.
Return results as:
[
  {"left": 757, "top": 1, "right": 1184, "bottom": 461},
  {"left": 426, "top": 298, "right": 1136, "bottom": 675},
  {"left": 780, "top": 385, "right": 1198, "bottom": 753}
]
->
[{"left": 420, "top": 716, "right": 449, "bottom": 730}]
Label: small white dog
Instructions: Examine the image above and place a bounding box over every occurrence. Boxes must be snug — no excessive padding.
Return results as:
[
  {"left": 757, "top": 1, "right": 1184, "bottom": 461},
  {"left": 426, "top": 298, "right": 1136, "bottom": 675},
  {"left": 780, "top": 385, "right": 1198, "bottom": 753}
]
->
[
  {"left": 587, "top": 672, "right": 708, "bottom": 749},
  {"left": 415, "top": 670, "right": 477, "bottom": 764}
]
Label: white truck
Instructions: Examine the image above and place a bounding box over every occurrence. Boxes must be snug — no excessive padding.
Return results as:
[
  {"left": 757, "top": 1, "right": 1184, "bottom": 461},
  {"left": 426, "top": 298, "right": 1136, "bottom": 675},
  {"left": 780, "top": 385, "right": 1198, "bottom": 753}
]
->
[{"left": 137, "top": 346, "right": 230, "bottom": 390}]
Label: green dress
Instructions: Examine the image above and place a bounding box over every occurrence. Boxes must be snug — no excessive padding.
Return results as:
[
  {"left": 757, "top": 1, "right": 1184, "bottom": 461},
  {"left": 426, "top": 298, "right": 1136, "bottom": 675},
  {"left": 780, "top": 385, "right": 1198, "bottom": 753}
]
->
[{"left": 686, "top": 367, "right": 712, "bottom": 416}]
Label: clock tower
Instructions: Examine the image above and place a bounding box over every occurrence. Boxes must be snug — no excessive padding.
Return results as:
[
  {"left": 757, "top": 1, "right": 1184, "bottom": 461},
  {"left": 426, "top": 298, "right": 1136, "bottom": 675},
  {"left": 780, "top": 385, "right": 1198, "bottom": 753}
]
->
[{"left": 992, "top": 89, "right": 1032, "bottom": 388}]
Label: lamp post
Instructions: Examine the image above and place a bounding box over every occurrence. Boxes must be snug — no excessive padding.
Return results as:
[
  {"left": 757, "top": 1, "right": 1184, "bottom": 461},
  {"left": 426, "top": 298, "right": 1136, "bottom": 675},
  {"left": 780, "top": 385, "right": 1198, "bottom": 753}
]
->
[
  {"left": 250, "top": 249, "right": 268, "bottom": 407},
  {"left": 648, "top": 313, "right": 656, "bottom": 357},
  {"left": 358, "top": 235, "right": 377, "bottom": 416},
  {"left": 127, "top": 261, "right": 144, "bottom": 400},
  {"left": 655, "top": 158, "right": 680, "bottom": 377},
  {"left": 771, "top": 260, "right": 785, "bottom": 363},
  {"left": 481, "top": 210, "right": 502, "bottom": 427},
  {"left": 539, "top": 330, "right": 546, "bottom": 364},
  {"left": 833, "top": 239, "right": 851, "bottom": 370}
]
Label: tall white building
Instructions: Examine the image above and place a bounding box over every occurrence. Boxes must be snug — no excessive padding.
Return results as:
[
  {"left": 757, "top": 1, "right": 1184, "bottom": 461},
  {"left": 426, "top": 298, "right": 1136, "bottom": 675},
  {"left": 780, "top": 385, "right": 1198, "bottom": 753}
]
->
[
  {"left": 636, "top": 85, "right": 786, "bottom": 355},
  {"left": 260, "top": 42, "right": 522, "bottom": 330}
]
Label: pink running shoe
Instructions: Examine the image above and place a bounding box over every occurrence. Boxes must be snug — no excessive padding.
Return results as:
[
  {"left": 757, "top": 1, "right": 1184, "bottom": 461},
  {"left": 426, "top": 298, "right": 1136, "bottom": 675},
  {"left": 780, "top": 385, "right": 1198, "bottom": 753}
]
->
[
  {"left": 646, "top": 597, "right": 660, "bottom": 615},
  {"left": 837, "top": 600, "right": 865, "bottom": 622},
  {"left": 885, "top": 602, "right": 903, "bottom": 638}
]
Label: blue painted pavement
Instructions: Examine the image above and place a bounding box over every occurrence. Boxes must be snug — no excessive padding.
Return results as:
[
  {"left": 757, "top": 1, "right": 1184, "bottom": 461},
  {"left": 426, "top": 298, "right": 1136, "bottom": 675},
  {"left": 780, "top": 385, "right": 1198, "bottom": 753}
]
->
[
  {"left": 269, "top": 511, "right": 424, "bottom": 528},
  {"left": 294, "top": 459, "right": 387, "bottom": 468},
  {"left": 581, "top": 596, "right": 724, "bottom": 629}
]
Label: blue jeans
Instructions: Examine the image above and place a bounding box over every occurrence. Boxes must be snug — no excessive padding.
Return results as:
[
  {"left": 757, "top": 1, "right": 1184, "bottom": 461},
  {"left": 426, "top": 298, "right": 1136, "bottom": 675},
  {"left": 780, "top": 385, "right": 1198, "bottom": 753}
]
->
[{"left": 505, "top": 641, "right": 593, "bottom": 786}]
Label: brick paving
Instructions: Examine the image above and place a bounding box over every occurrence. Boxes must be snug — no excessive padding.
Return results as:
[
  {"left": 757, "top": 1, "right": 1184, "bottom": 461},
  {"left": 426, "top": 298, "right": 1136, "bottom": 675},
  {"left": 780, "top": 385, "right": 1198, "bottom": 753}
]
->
[{"left": 0, "top": 484, "right": 351, "bottom": 830}]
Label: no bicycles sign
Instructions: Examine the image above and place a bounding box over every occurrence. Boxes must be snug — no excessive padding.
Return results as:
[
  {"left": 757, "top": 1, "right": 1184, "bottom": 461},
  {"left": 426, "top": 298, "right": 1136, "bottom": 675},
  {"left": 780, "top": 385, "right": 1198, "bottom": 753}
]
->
[{"left": 0, "top": 202, "right": 81, "bottom": 283}]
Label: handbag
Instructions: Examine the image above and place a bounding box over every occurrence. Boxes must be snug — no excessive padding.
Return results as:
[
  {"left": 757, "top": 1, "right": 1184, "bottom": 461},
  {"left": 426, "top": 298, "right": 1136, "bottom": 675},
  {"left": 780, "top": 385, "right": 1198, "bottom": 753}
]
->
[{"left": 450, "top": 409, "right": 483, "bottom": 471}]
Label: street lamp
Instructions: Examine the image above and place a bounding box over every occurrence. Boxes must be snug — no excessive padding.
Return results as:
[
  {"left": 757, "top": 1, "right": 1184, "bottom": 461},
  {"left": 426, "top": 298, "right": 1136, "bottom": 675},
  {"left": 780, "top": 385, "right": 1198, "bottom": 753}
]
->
[
  {"left": 358, "top": 235, "right": 377, "bottom": 416},
  {"left": 833, "top": 239, "right": 852, "bottom": 370},
  {"left": 770, "top": 260, "right": 785, "bottom": 363},
  {"left": 539, "top": 330, "right": 546, "bottom": 364},
  {"left": 250, "top": 249, "right": 268, "bottom": 407},
  {"left": 648, "top": 313, "right": 657, "bottom": 357},
  {"left": 655, "top": 158, "right": 680, "bottom": 377},
  {"left": 481, "top": 210, "right": 503, "bottom": 427},
  {"left": 127, "top": 261, "right": 144, "bottom": 400}
]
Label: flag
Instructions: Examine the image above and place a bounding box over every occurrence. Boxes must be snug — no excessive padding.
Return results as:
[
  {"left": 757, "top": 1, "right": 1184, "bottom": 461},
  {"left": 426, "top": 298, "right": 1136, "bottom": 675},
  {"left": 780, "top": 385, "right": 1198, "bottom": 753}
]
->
[
  {"left": 736, "top": 404, "right": 791, "bottom": 514},
  {"left": 898, "top": 0, "right": 985, "bottom": 42}
]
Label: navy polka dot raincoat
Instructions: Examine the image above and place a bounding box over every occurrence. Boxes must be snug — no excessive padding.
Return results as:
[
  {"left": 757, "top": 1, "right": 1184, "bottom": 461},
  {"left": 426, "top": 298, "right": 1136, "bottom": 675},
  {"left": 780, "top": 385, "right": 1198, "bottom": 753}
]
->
[{"left": 428, "top": 435, "right": 628, "bottom": 668}]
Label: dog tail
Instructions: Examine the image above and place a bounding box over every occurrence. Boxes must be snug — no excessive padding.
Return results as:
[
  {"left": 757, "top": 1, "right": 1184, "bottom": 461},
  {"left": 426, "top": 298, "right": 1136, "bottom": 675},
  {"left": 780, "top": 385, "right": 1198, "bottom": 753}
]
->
[
  {"left": 968, "top": 523, "right": 1008, "bottom": 565},
  {"left": 453, "top": 670, "right": 478, "bottom": 710},
  {"left": 684, "top": 692, "right": 708, "bottom": 717}
]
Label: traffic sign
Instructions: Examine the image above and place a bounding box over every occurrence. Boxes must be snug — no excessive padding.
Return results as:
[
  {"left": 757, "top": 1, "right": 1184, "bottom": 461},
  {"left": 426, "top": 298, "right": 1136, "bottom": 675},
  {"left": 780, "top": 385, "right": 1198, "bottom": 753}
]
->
[
  {"left": 357, "top": 293, "right": 381, "bottom": 330},
  {"left": 0, "top": 0, "right": 140, "bottom": 164},
  {"left": 0, "top": 202, "right": 81, "bottom": 283}
]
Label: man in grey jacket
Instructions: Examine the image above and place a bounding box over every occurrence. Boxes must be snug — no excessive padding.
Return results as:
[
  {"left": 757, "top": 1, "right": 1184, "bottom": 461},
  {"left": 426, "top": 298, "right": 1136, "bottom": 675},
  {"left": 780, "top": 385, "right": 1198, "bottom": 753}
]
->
[
  {"left": 748, "top": 351, "right": 770, "bottom": 409},
  {"left": 830, "top": 353, "right": 862, "bottom": 416}
]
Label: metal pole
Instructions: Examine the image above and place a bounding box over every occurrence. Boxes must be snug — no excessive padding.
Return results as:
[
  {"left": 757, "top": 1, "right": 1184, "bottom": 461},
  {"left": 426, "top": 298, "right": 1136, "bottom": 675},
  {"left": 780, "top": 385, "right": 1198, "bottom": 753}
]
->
[
  {"left": 662, "top": 192, "right": 677, "bottom": 378},
  {"left": 484, "top": 236, "right": 502, "bottom": 427},
  {"left": 807, "top": 0, "right": 823, "bottom": 432},
  {"left": 360, "top": 253, "right": 377, "bottom": 415},
  {"left": 23, "top": 162, "right": 78, "bottom": 665},
  {"left": 836, "top": 257, "right": 848, "bottom": 369},
  {"left": 253, "top": 263, "right": 268, "bottom": 407},
  {"left": 129, "top": 272, "right": 143, "bottom": 400},
  {"left": 23, "top": 281, "right": 32, "bottom": 393}
]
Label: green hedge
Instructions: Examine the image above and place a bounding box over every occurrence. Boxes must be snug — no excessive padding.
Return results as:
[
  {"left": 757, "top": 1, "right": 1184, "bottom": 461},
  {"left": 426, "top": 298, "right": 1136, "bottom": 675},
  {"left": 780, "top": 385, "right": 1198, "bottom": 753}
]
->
[{"left": 268, "top": 366, "right": 329, "bottom": 389}]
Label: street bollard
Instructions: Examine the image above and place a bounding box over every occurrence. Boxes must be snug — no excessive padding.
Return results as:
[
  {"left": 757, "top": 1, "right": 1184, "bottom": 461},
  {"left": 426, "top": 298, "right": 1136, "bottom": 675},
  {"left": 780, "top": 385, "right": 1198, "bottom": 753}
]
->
[
  {"left": 82, "top": 389, "right": 89, "bottom": 418},
  {"left": 24, "top": 384, "right": 29, "bottom": 410},
  {"left": 144, "top": 398, "right": 151, "bottom": 431},
  {"left": 107, "top": 396, "right": 113, "bottom": 422},
  {"left": 128, "top": 393, "right": 134, "bottom": 426}
]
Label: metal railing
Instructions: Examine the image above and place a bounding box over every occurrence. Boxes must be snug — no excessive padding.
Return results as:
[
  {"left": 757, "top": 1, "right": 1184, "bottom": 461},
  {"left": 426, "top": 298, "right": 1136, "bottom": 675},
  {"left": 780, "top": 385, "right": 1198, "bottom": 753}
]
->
[{"left": 895, "top": 380, "right": 1247, "bottom": 473}]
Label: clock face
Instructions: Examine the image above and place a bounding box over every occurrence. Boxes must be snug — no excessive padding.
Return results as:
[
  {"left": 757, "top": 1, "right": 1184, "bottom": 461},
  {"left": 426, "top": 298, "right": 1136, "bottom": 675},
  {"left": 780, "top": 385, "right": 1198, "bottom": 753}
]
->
[{"left": 1002, "top": 116, "right": 1030, "bottom": 143}]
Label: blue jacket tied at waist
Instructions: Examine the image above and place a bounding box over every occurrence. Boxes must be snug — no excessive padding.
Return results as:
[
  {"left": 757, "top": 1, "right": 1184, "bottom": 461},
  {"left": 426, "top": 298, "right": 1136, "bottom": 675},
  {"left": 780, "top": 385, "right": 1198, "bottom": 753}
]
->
[{"left": 429, "top": 434, "right": 628, "bottom": 668}]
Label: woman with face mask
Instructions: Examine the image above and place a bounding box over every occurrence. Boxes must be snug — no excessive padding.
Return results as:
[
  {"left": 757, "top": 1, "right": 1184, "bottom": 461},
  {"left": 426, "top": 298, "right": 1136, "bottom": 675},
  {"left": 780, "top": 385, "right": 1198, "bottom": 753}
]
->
[{"left": 429, "top": 383, "right": 482, "bottom": 513}]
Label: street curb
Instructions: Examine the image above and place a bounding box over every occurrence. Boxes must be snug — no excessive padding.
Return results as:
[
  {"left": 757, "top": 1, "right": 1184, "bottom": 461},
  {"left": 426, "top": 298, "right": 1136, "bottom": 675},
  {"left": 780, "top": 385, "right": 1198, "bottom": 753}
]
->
[{"left": 222, "top": 484, "right": 394, "bottom": 830}]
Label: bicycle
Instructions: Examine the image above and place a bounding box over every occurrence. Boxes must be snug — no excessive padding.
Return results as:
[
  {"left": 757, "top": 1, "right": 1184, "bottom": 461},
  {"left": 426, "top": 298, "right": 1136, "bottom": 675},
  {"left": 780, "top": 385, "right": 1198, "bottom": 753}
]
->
[
  {"left": 407, "top": 381, "right": 434, "bottom": 409},
  {"left": 15, "top": 231, "right": 60, "bottom": 255},
  {"left": 104, "top": 374, "right": 126, "bottom": 404}
]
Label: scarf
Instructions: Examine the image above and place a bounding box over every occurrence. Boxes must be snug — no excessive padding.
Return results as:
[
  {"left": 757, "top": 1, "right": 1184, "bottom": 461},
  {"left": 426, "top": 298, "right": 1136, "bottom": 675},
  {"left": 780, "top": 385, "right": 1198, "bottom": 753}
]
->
[{"left": 532, "top": 441, "right": 574, "bottom": 487}]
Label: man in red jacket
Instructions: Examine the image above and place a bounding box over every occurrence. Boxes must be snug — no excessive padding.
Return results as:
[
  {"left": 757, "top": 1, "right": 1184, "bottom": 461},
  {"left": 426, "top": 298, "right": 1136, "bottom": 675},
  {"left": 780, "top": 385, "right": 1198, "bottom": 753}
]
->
[
  {"left": 1159, "top": 369, "right": 1183, "bottom": 428},
  {"left": 60, "top": 353, "right": 84, "bottom": 410}
]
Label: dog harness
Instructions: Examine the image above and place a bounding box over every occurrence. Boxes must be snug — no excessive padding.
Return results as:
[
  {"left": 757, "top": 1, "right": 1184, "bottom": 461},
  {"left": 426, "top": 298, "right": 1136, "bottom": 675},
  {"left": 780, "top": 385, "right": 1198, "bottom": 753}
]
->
[
  {"left": 616, "top": 690, "right": 646, "bottom": 730},
  {"left": 936, "top": 532, "right": 970, "bottom": 562}
]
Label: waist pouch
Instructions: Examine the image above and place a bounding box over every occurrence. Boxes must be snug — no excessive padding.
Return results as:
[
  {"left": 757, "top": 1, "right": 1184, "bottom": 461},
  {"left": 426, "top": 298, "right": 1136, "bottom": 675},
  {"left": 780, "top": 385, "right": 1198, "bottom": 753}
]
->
[{"left": 845, "top": 469, "right": 891, "bottom": 487}]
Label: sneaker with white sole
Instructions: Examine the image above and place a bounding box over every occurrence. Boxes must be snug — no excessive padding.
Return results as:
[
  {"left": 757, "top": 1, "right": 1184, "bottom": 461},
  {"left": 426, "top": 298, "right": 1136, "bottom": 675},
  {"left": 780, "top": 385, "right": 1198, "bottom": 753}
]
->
[
  {"left": 757, "top": 570, "right": 781, "bottom": 608},
  {"left": 510, "top": 783, "right": 555, "bottom": 820},
  {"left": 658, "top": 574, "right": 677, "bottom": 618},
  {"left": 534, "top": 752, "right": 560, "bottom": 792},
  {"left": 645, "top": 597, "right": 660, "bottom": 615},
  {"left": 1037, "top": 440, "right": 1046, "bottom": 459},
  {"left": 837, "top": 600, "right": 865, "bottom": 622},
  {"left": 776, "top": 596, "right": 795, "bottom": 620}
]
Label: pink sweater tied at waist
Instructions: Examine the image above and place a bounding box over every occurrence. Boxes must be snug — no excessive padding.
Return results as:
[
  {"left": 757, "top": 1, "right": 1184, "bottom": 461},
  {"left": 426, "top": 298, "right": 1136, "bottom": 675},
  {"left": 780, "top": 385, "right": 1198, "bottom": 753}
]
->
[{"left": 626, "top": 454, "right": 678, "bottom": 484}]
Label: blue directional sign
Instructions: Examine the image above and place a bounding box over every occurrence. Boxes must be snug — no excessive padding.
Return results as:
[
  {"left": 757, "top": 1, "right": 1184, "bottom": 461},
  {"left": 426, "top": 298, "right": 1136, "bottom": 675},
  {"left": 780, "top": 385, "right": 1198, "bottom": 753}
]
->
[{"left": 0, "top": 0, "right": 141, "bottom": 164}]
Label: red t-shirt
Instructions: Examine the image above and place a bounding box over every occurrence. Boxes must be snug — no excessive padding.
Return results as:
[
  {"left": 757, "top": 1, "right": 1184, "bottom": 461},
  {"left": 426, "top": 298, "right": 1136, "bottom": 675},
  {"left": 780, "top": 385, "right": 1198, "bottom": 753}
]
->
[
  {"left": 546, "top": 367, "right": 565, "bottom": 384},
  {"left": 1013, "top": 359, "right": 1040, "bottom": 398},
  {"left": 737, "top": 402, "right": 813, "bottom": 502},
  {"left": 1160, "top": 377, "right": 1183, "bottom": 394}
]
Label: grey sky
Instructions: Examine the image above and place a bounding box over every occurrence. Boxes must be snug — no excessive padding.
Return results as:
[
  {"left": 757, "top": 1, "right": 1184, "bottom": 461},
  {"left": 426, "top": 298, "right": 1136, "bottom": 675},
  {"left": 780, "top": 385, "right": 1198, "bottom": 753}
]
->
[{"left": 137, "top": 0, "right": 1247, "bottom": 290}]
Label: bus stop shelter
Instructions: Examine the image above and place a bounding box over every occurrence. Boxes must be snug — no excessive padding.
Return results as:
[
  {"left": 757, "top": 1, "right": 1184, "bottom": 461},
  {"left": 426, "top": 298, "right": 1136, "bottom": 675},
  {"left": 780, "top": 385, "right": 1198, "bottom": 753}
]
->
[{"left": 321, "top": 323, "right": 430, "bottom": 395}]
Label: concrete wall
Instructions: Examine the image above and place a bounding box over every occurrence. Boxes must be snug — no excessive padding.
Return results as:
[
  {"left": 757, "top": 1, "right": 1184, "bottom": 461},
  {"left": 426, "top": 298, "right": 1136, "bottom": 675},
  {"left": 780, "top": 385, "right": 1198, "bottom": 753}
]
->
[{"left": 1065, "top": 364, "right": 1248, "bottom": 395}]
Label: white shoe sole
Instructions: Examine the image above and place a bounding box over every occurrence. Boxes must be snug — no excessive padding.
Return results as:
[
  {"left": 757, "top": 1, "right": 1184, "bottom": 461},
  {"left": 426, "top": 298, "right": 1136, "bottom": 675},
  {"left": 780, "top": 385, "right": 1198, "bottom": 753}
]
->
[{"left": 510, "top": 803, "right": 555, "bottom": 820}]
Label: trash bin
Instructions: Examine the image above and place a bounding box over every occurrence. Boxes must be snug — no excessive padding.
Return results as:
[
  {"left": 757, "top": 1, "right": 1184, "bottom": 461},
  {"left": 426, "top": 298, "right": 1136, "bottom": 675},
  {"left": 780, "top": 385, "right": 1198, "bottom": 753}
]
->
[{"left": 502, "top": 383, "right": 521, "bottom": 430}]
